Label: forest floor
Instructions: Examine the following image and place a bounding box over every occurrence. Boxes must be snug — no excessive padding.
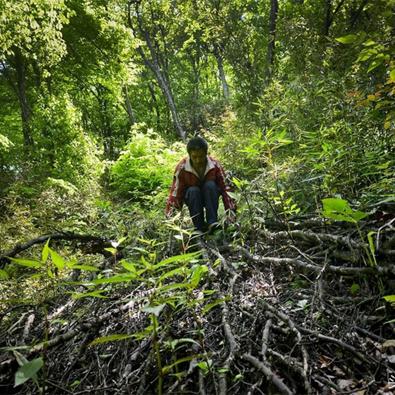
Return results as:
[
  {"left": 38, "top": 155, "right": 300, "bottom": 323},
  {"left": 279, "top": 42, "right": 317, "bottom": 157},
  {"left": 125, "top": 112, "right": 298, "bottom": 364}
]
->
[{"left": 0, "top": 214, "right": 394, "bottom": 394}]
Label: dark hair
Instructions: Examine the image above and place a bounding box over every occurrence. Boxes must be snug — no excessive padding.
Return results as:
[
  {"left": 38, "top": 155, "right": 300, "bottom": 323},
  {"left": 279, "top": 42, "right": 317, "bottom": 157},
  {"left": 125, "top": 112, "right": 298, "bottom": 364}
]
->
[{"left": 187, "top": 136, "right": 208, "bottom": 153}]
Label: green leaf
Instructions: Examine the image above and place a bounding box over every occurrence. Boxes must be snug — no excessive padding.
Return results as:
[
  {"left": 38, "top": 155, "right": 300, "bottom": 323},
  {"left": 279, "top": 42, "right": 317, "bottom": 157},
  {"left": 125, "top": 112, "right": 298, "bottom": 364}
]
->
[
  {"left": 389, "top": 69, "right": 395, "bottom": 82},
  {"left": 158, "top": 282, "right": 189, "bottom": 293},
  {"left": 49, "top": 248, "right": 65, "bottom": 270},
  {"left": 322, "top": 198, "right": 368, "bottom": 223},
  {"left": 189, "top": 265, "right": 208, "bottom": 289},
  {"left": 104, "top": 247, "right": 117, "bottom": 255},
  {"left": 89, "top": 334, "right": 133, "bottom": 346},
  {"left": 367, "top": 231, "right": 377, "bottom": 266},
  {"left": 350, "top": 283, "right": 360, "bottom": 296},
  {"left": 202, "top": 298, "right": 226, "bottom": 315},
  {"left": 196, "top": 359, "right": 213, "bottom": 374},
  {"left": 68, "top": 264, "right": 98, "bottom": 272},
  {"left": 14, "top": 357, "right": 43, "bottom": 387},
  {"left": 13, "top": 351, "right": 28, "bottom": 366},
  {"left": 335, "top": 34, "right": 358, "bottom": 44},
  {"left": 153, "top": 252, "right": 201, "bottom": 269},
  {"left": 90, "top": 273, "right": 136, "bottom": 284},
  {"left": 165, "top": 338, "right": 200, "bottom": 351},
  {"left": 162, "top": 354, "right": 206, "bottom": 375},
  {"left": 41, "top": 239, "right": 50, "bottom": 263},
  {"left": 0, "top": 269, "right": 9, "bottom": 280},
  {"left": 142, "top": 304, "right": 166, "bottom": 317},
  {"left": 383, "top": 295, "right": 395, "bottom": 303},
  {"left": 71, "top": 290, "right": 108, "bottom": 299},
  {"left": 132, "top": 325, "right": 154, "bottom": 340},
  {"left": 121, "top": 261, "right": 137, "bottom": 273},
  {"left": 367, "top": 58, "right": 383, "bottom": 73},
  {"left": 117, "top": 236, "right": 127, "bottom": 245},
  {"left": 159, "top": 266, "right": 187, "bottom": 282},
  {"left": 8, "top": 258, "right": 43, "bottom": 269}
]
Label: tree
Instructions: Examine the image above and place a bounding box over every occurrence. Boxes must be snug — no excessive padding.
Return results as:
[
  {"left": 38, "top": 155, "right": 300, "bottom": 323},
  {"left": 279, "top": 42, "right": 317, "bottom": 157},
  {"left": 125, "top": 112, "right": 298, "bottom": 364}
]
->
[
  {"left": 266, "top": 0, "right": 279, "bottom": 83},
  {"left": 0, "top": 0, "right": 71, "bottom": 147},
  {"left": 127, "top": 0, "right": 186, "bottom": 141}
]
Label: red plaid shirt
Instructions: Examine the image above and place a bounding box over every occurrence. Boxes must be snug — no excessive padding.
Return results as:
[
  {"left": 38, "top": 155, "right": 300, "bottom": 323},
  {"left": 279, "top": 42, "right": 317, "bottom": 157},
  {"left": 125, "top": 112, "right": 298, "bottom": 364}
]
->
[{"left": 166, "top": 156, "right": 235, "bottom": 216}]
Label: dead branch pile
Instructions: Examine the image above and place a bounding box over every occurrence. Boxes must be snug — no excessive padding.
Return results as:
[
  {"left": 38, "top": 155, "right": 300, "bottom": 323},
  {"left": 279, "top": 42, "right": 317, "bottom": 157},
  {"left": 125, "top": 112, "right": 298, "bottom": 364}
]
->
[{"left": 0, "top": 216, "right": 394, "bottom": 394}]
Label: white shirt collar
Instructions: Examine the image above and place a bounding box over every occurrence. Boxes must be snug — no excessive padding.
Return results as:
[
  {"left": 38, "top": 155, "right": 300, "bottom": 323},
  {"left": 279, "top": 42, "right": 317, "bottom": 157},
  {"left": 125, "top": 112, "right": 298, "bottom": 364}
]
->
[{"left": 185, "top": 156, "right": 215, "bottom": 177}]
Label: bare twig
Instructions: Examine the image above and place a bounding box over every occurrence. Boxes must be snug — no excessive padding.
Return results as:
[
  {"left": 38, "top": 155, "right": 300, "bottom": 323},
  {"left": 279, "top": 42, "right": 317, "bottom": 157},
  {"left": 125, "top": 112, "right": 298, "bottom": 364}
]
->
[{"left": 242, "top": 353, "right": 293, "bottom": 395}]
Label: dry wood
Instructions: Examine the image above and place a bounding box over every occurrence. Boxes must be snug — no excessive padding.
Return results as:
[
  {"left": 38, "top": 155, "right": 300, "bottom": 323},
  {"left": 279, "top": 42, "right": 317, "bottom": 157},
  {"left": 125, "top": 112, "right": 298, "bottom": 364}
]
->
[
  {"left": 0, "top": 232, "right": 113, "bottom": 267},
  {"left": 237, "top": 246, "right": 395, "bottom": 276},
  {"left": 242, "top": 353, "right": 293, "bottom": 395}
]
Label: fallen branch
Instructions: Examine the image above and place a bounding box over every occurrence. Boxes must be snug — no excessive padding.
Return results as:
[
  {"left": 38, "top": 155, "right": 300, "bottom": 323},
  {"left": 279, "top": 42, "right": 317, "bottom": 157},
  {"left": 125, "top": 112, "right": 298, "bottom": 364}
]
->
[
  {"left": 0, "top": 301, "right": 133, "bottom": 375},
  {"left": 237, "top": 246, "right": 395, "bottom": 276},
  {"left": 296, "top": 325, "right": 373, "bottom": 365},
  {"left": 261, "top": 229, "right": 365, "bottom": 249},
  {"left": 261, "top": 300, "right": 308, "bottom": 376},
  {"left": 242, "top": 353, "right": 293, "bottom": 395},
  {"left": 0, "top": 232, "right": 113, "bottom": 268}
]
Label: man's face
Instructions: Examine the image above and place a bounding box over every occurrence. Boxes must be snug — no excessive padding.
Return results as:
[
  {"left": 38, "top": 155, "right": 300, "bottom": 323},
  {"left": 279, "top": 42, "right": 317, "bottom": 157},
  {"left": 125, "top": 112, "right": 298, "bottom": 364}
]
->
[{"left": 189, "top": 149, "right": 207, "bottom": 168}]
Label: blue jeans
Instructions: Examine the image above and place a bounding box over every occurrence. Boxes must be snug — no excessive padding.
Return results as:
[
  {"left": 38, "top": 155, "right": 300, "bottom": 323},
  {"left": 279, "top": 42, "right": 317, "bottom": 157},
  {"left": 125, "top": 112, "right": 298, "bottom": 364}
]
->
[{"left": 184, "top": 180, "right": 220, "bottom": 231}]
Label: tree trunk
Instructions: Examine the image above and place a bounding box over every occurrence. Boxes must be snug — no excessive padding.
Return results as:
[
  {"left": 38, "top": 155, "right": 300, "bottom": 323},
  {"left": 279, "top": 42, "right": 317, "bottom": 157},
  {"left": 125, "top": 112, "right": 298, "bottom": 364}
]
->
[
  {"left": 349, "top": 0, "right": 369, "bottom": 29},
  {"left": 13, "top": 49, "right": 34, "bottom": 147},
  {"left": 97, "top": 85, "right": 114, "bottom": 159},
  {"left": 128, "top": 3, "right": 186, "bottom": 141},
  {"left": 213, "top": 44, "right": 230, "bottom": 101},
  {"left": 122, "top": 85, "right": 136, "bottom": 126},
  {"left": 147, "top": 81, "right": 161, "bottom": 131},
  {"left": 266, "top": 0, "right": 279, "bottom": 83},
  {"left": 324, "top": 0, "right": 332, "bottom": 36},
  {"left": 324, "top": 0, "right": 346, "bottom": 36},
  {"left": 191, "top": 54, "right": 201, "bottom": 131},
  {"left": 139, "top": 49, "right": 186, "bottom": 141}
]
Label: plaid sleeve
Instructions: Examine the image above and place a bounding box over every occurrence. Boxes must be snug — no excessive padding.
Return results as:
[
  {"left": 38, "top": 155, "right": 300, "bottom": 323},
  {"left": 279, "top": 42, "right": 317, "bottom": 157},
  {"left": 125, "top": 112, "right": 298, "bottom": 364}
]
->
[
  {"left": 215, "top": 161, "right": 236, "bottom": 212},
  {"left": 165, "top": 160, "right": 186, "bottom": 216}
]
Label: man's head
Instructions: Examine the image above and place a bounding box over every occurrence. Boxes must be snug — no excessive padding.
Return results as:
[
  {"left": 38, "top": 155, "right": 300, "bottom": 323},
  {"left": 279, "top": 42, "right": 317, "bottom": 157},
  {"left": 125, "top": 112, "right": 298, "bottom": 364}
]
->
[
  {"left": 187, "top": 136, "right": 208, "bottom": 154},
  {"left": 187, "top": 137, "right": 208, "bottom": 168}
]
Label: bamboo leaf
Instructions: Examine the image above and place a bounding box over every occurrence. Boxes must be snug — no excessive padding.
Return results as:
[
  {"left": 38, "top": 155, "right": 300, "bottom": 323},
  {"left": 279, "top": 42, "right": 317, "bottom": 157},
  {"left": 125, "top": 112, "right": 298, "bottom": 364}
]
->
[
  {"left": 49, "top": 248, "right": 65, "bottom": 270},
  {"left": 142, "top": 303, "right": 166, "bottom": 317},
  {"left": 162, "top": 354, "right": 206, "bottom": 375},
  {"left": 8, "top": 258, "right": 43, "bottom": 269},
  {"left": 202, "top": 298, "right": 226, "bottom": 315},
  {"left": 41, "top": 239, "right": 50, "bottom": 263},
  {"left": 0, "top": 269, "right": 9, "bottom": 280},
  {"left": 367, "top": 231, "right": 377, "bottom": 266},
  {"left": 383, "top": 295, "right": 395, "bottom": 303},
  {"left": 14, "top": 357, "right": 43, "bottom": 387},
  {"left": 158, "top": 282, "right": 189, "bottom": 293},
  {"left": 335, "top": 34, "right": 358, "bottom": 44},
  {"left": 153, "top": 251, "right": 200, "bottom": 269},
  {"left": 89, "top": 334, "right": 133, "bottom": 346},
  {"left": 71, "top": 290, "right": 108, "bottom": 299},
  {"left": 121, "top": 261, "right": 137, "bottom": 273},
  {"left": 159, "top": 266, "right": 187, "bottom": 281},
  {"left": 190, "top": 264, "right": 208, "bottom": 288},
  {"left": 68, "top": 264, "right": 98, "bottom": 272},
  {"left": 90, "top": 273, "right": 136, "bottom": 284}
]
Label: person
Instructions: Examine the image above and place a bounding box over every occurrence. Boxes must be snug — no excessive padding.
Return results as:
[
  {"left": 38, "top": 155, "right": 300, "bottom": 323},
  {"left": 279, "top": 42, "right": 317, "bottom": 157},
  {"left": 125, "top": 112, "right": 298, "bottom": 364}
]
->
[{"left": 166, "top": 136, "right": 236, "bottom": 233}]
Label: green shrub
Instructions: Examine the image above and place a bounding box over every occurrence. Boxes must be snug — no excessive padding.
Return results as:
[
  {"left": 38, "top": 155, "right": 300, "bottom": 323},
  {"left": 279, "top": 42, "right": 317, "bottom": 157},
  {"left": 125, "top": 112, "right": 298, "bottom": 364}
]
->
[{"left": 110, "top": 124, "right": 183, "bottom": 203}]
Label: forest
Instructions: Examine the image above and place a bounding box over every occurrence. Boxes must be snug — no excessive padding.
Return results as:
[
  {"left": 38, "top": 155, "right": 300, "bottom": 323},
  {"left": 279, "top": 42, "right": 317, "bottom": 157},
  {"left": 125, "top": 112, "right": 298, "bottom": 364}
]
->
[{"left": 0, "top": 0, "right": 394, "bottom": 394}]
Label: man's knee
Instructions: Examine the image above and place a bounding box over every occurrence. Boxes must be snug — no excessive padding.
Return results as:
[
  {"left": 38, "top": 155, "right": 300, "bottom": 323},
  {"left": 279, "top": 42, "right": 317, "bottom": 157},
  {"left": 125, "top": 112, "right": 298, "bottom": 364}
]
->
[
  {"left": 202, "top": 180, "right": 217, "bottom": 192},
  {"left": 185, "top": 186, "right": 202, "bottom": 202},
  {"left": 186, "top": 186, "right": 201, "bottom": 196}
]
